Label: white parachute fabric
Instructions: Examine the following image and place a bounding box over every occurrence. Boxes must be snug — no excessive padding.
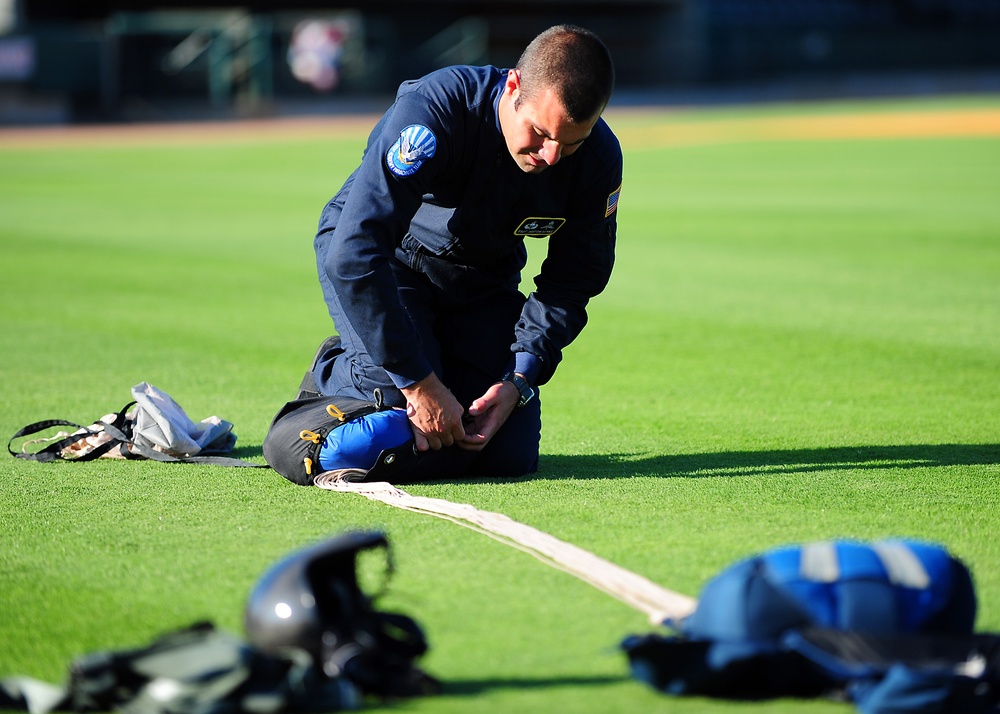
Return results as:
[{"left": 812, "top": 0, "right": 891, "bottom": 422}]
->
[
  {"left": 313, "top": 471, "right": 697, "bottom": 624},
  {"left": 130, "top": 382, "right": 236, "bottom": 458}
]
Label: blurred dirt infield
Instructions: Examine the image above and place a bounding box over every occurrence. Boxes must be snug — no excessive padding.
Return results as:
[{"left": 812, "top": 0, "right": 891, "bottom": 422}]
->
[
  {"left": 0, "top": 115, "right": 379, "bottom": 148},
  {"left": 612, "top": 105, "right": 1000, "bottom": 149},
  {"left": 1, "top": 104, "right": 999, "bottom": 149}
]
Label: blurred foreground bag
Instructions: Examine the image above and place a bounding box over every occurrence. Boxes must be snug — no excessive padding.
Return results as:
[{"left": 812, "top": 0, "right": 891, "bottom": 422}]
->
[
  {"left": 0, "top": 622, "right": 362, "bottom": 714},
  {"left": 8, "top": 382, "right": 263, "bottom": 468},
  {"left": 0, "top": 532, "right": 438, "bottom": 714},
  {"left": 622, "top": 539, "right": 1000, "bottom": 713}
]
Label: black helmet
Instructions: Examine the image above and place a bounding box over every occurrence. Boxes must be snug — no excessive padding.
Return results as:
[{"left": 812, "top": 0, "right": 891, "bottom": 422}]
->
[{"left": 244, "top": 531, "right": 439, "bottom": 697}]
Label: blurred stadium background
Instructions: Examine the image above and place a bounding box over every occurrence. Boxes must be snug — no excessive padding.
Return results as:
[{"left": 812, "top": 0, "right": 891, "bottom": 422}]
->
[{"left": 1, "top": 0, "right": 999, "bottom": 124}]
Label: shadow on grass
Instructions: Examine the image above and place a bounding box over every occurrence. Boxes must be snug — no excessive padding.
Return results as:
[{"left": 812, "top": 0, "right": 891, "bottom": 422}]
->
[
  {"left": 529, "top": 443, "right": 1000, "bottom": 481},
  {"left": 232, "top": 442, "right": 1000, "bottom": 482},
  {"left": 231, "top": 445, "right": 264, "bottom": 460},
  {"left": 441, "top": 674, "right": 625, "bottom": 696}
]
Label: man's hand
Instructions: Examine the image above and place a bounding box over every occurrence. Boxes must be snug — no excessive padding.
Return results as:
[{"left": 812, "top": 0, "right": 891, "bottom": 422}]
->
[
  {"left": 457, "top": 380, "right": 519, "bottom": 452},
  {"left": 401, "top": 373, "right": 467, "bottom": 451}
]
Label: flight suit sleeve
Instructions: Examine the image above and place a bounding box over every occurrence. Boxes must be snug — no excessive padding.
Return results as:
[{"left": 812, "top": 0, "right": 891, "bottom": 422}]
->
[
  {"left": 512, "top": 148, "right": 622, "bottom": 387},
  {"left": 315, "top": 90, "right": 453, "bottom": 388}
]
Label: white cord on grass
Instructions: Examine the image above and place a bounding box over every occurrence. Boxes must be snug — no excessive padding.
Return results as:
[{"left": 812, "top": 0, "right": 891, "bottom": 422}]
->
[{"left": 313, "top": 470, "right": 697, "bottom": 625}]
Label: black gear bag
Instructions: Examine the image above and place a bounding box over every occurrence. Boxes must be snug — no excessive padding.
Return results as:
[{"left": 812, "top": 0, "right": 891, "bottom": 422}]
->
[
  {"left": 262, "top": 389, "right": 417, "bottom": 486},
  {"left": 0, "top": 622, "right": 362, "bottom": 714}
]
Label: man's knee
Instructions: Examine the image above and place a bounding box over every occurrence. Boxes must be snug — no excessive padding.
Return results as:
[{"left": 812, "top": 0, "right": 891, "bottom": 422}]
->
[
  {"left": 473, "top": 400, "right": 541, "bottom": 478},
  {"left": 475, "top": 443, "right": 539, "bottom": 478}
]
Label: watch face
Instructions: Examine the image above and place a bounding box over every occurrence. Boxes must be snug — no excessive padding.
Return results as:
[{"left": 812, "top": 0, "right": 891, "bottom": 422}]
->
[{"left": 504, "top": 373, "right": 534, "bottom": 407}]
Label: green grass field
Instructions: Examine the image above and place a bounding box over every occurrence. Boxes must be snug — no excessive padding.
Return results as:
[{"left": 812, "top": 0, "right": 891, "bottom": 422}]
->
[{"left": 2, "top": 95, "right": 999, "bottom": 713}]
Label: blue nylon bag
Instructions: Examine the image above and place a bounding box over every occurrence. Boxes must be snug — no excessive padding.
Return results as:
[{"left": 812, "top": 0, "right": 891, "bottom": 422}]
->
[
  {"left": 680, "top": 540, "right": 975, "bottom": 647},
  {"left": 319, "top": 409, "right": 413, "bottom": 472},
  {"left": 621, "top": 540, "right": 995, "bottom": 712}
]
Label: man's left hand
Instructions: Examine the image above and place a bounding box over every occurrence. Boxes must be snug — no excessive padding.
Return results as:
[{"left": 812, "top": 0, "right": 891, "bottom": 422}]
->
[{"left": 458, "top": 380, "right": 519, "bottom": 451}]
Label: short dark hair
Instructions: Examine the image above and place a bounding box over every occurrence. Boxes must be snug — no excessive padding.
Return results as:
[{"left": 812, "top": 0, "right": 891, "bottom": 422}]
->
[{"left": 515, "top": 24, "right": 615, "bottom": 123}]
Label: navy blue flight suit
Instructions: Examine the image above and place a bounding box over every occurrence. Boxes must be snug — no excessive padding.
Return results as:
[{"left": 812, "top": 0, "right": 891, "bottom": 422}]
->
[{"left": 312, "top": 65, "right": 622, "bottom": 479}]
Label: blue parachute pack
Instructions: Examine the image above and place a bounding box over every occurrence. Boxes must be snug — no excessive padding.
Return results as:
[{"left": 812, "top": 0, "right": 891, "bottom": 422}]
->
[{"left": 622, "top": 540, "right": 1000, "bottom": 713}]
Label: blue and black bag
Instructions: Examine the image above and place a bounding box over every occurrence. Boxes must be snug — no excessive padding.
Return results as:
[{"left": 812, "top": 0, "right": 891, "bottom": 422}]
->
[
  {"left": 262, "top": 389, "right": 417, "bottom": 486},
  {"left": 622, "top": 540, "right": 1000, "bottom": 713}
]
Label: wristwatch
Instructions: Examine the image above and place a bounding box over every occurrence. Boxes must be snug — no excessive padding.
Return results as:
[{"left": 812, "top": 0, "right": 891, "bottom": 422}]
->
[{"left": 502, "top": 371, "right": 536, "bottom": 408}]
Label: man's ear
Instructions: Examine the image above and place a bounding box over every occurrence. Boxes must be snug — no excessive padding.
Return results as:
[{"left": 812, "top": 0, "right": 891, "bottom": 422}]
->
[{"left": 505, "top": 68, "right": 521, "bottom": 97}]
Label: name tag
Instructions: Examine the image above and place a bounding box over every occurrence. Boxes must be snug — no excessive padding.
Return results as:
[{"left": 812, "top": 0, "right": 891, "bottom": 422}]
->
[{"left": 514, "top": 217, "right": 566, "bottom": 237}]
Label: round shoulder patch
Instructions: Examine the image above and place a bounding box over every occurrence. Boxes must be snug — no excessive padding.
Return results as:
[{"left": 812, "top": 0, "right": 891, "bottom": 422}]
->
[{"left": 386, "top": 124, "right": 437, "bottom": 177}]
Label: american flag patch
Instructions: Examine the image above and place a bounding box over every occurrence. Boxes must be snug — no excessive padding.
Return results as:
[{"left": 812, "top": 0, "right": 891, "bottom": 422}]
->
[{"left": 605, "top": 182, "right": 622, "bottom": 217}]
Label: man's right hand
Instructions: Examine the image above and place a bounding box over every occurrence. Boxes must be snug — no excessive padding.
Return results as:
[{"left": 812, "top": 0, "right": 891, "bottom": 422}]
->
[{"left": 400, "top": 373, "right": 467, "bottom": 451}]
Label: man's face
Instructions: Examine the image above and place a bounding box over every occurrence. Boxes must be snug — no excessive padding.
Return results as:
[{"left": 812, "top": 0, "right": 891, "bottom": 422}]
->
[{"left": 498, "top": 69, "right": 599, "bottom": 174}]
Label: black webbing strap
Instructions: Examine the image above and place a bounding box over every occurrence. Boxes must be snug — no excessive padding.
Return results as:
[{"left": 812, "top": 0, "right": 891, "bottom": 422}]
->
[
  {"left": 8, "top": 402, "right": 135, "bottom": 463},
  {"left": 123, "top": 439, "right": 266, "bottom": 468}
]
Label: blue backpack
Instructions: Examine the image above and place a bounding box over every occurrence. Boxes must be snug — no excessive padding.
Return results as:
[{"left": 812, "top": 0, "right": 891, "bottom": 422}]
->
[{"left": 622, "top": 540, "right": 1000, "bottom": 713}]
